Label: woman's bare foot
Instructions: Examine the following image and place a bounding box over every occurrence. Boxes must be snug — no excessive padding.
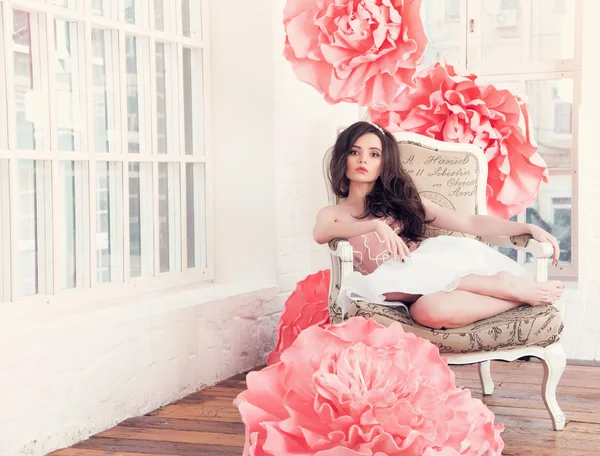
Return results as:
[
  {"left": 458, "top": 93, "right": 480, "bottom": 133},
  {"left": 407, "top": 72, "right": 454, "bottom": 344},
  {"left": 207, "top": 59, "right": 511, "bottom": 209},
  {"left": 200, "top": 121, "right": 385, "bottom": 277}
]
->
[{"left": 498, "top": 272, "right": 564, "bottom": 306}]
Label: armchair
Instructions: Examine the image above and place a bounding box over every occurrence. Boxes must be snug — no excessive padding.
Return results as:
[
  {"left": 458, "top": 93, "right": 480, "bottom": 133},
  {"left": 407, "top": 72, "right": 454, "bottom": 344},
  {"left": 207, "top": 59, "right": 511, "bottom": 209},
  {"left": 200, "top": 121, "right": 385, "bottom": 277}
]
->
[{"left": 324, "top": 132, "right": 566, "bottom": 430}]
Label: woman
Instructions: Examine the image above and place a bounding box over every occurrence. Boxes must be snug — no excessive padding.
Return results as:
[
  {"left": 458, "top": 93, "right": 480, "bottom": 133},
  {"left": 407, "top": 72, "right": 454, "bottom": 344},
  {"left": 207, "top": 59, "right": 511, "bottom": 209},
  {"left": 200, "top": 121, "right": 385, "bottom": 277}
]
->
[{"left": 313, "top": 121, "right": 563, "bottom": 329}]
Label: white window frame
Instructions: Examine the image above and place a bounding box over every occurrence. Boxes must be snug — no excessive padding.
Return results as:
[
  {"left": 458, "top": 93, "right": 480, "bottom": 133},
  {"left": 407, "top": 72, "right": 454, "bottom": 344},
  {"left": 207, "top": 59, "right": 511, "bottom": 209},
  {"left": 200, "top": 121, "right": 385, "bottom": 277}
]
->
[
  {"left": 465, "top": 0, "right": 583, "bottom": 75},
  {"left": 0, "top": 0, "right": 214, "bottom": 307},
  {"left": 424, "top": 0, "right": 582, "bottom": 279},
  {"left": 470, "top": 0, "right": 581, "bottom": 279}
]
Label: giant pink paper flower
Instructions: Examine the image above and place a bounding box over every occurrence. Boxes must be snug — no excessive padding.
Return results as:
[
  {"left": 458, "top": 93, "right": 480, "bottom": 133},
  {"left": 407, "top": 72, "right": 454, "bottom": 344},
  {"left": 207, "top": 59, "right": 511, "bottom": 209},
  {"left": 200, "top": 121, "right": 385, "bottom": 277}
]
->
[
  {"left": 266, "top": 269, "right": 330, "bottom": 366},
  {"left": 371, "top": 62, "right": 549, "bottom": 219},
  {"left": 237, "top": 317, "right": 504, "bottom": 455},
  {"left": 283, "top": 0, "right": 428, "bottom": 106}
]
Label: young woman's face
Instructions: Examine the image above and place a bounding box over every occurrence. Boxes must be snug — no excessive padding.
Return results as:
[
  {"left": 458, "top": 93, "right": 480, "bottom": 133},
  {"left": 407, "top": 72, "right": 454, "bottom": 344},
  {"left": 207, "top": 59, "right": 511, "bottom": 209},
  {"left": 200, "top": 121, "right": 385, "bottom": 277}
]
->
[{"left": 345, "top": 133, "right": 383, "bottom": 184}]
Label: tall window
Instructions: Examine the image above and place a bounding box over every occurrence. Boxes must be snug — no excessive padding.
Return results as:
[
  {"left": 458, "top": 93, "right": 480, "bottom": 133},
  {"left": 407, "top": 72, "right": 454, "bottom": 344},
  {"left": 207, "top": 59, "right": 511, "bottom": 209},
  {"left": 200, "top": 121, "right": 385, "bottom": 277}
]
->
[
  {"left": 422, "top": 0, "right": 581, "bottom": 278},
  {"left": 0, "top": 0, "right": 211, "bottom": 303}
]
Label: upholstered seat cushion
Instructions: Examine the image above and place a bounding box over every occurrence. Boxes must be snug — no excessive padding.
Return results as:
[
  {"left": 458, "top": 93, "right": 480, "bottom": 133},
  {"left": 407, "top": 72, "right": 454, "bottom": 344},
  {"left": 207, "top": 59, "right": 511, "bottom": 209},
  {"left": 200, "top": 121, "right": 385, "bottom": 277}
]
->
[{"left": 341, "top": 301, "right": 563, "bottom": 354}]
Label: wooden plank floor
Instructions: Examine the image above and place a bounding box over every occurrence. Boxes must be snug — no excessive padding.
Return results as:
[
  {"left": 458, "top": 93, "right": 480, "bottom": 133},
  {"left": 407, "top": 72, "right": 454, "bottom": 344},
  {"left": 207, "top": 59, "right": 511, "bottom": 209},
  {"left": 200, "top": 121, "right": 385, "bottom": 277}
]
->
[{"left": 49, "top": 362, "right": 600, "bottom": 456}]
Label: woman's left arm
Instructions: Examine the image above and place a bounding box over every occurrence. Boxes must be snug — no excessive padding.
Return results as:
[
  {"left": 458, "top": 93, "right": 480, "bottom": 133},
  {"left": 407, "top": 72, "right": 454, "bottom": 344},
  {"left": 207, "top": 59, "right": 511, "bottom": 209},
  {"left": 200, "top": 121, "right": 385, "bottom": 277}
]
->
[{"left": 422, "top": 198, "right": 560, "bottom": 265}]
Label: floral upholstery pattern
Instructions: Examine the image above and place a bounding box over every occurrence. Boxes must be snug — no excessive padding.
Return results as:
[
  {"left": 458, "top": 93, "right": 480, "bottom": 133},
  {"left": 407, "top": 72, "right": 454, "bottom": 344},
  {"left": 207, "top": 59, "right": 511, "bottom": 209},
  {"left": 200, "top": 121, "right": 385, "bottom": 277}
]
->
[{"left": 329, "top": 296, "right": 563, "bottom": 354}]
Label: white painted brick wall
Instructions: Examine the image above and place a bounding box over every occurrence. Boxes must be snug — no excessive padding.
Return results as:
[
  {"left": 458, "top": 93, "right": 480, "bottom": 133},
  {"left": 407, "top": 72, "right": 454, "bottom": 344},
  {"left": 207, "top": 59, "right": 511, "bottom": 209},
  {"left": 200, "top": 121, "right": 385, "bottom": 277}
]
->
[{"left": 0, "top": 285, "right": 279, "bottom": 456}]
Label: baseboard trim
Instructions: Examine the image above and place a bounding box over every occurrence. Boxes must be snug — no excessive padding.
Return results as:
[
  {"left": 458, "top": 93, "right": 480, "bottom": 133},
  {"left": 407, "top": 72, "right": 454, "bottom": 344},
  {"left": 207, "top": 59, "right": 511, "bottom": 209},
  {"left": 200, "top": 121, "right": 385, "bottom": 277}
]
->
[
  {"left": 495, "top": 357, "right": 600, "bottom": 366},
  {"left": 527, "top": 358, "right": 600, "bottom": 366},
  {"left": 566, "top": 359, "right": 600, "bottom": 367}
]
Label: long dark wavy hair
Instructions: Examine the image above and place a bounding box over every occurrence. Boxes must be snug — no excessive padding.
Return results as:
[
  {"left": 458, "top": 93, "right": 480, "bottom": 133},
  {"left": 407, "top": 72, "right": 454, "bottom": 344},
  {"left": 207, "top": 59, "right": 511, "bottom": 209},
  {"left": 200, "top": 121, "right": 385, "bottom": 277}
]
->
[{"left": 329, "top": 121, "right": 430, "bottom": 241}]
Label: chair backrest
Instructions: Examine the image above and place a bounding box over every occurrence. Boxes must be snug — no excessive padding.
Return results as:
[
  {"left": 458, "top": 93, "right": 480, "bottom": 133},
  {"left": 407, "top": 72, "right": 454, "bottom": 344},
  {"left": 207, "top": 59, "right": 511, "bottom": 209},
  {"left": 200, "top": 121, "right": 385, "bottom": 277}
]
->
[{"left": 322, "top": 131, "right": 488, "bottom": 239}]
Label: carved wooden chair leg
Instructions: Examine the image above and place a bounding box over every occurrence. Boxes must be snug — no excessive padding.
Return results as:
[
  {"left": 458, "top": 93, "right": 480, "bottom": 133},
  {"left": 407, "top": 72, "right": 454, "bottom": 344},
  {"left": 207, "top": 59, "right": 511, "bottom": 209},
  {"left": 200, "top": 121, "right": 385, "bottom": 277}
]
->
[
  {"left": 478, "top": 360, "right": 495, "bottom": 396},
  {"left": 539, "top": 342, "right": 567, "bottom": 430}
]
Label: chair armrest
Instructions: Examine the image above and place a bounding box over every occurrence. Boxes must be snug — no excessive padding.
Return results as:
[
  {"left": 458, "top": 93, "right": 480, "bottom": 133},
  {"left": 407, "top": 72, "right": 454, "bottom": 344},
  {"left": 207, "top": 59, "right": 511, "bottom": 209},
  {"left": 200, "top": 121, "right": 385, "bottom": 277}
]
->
[
  {"left": 327, "top": 239, "right": 355, "bottom": 322},
  {"left": 480, "top": 234, "right": 553, "bottom": 258},
  {"left": 328, "top": 238, "right": 354, "bottom": 262}
]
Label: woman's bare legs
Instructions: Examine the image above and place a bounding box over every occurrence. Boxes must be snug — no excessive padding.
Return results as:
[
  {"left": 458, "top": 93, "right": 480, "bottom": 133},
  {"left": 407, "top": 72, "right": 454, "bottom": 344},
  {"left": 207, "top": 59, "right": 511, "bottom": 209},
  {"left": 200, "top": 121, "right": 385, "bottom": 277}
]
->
[
  {"left": 410, "top": 272, "right": 564, "bottom": 329},
  {"left": 410, "top": 291, "right": 520, "bottom": 329},
  {"left": 456, "top": 272, "right": 564, "bottom": 306}
]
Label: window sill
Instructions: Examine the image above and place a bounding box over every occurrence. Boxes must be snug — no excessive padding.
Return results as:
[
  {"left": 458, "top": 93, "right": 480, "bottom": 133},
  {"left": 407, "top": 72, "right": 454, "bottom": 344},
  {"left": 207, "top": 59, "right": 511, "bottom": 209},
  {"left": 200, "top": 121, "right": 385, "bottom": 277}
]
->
[{"left": 0, "top": 276, "right": 278, "bottom": 329}]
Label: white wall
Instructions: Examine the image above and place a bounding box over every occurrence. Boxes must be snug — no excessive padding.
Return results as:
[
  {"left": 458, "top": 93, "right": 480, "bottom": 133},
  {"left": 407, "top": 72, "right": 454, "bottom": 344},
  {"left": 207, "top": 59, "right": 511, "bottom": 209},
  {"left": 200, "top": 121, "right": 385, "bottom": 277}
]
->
[
  {"left": 559, "top": 0, "right": 600, "bottom": 361},
  {"left": 210, "top": 0, "right": 277, "bottom": 288}
]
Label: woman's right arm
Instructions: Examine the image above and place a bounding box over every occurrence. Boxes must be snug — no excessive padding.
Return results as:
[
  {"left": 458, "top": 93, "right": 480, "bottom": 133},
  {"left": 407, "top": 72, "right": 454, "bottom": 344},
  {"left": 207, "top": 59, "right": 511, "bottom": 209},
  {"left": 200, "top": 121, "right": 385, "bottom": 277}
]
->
[
  {"left": 313, "top": 207, "right": 411, "bottom": 259},
  {"left": 312, "top": 206, "right": 381, "bottom": 245}
]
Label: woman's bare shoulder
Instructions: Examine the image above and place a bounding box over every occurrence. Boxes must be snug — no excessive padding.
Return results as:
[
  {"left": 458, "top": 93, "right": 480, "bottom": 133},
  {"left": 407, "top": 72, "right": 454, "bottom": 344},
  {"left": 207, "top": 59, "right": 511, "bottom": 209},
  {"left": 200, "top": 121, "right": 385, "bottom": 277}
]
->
[{"left": 317, "top": 204, "right": 354, "bottom": 221}]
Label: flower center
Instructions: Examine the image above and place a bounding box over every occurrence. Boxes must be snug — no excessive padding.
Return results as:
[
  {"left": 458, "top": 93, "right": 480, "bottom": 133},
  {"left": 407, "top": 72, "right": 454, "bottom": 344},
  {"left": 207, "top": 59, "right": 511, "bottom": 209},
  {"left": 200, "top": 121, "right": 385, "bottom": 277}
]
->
[{"left": 314, "top": 344, "right": 409, "bottom": 414}]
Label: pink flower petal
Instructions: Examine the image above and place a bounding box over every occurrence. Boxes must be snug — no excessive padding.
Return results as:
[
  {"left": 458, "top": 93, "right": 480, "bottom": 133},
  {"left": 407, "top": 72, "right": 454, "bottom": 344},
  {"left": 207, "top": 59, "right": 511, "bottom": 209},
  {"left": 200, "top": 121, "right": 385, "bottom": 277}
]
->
[
  {"left": 238, "top": 316, "right": 504, "bottom": 454},
  {"left": 283, "top": 0, "right": 427, "bottom": 106},
  {"left": 267, "top": 270, "right": 330, "bottom": 365},
  {"left": 371, "top": 62, "right": 548, "bottom": 218}
]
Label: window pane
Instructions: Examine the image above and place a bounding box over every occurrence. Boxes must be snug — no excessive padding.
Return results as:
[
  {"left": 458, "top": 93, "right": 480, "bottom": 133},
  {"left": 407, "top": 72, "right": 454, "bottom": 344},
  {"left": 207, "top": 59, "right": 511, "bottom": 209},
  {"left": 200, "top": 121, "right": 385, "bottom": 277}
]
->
[
  {"left": 55, "top": 0, "right": 77, "bottom": 9},
  {"left": 154, "top": 0, "right": 165, "bottom": 31},
  {"left": 129, "top": 162, "right": 154, "bottom": 278},
  {"left": 527, "top": 79, "right": 573, "bottom": 170},
  {"left": 58, "top": 161, "right": 90, "bottom": 290},
  {"left": 96, "top": 162, "right": 124, "bottom": 283},
  {"left": 186, "top": 164, "right": 206, "bottom": 269},
  {"left": 158, "top": 163, "right": 181, "bottom": 273},
  {"left": 421, "top": 0, "right": 463, "bottom": 66},
  {"left": 182, "top": 48, "right": 204, "bottom": 155},
  {"left": 531, "top": 0, "right": 575, "bottom": 61},
  {"left": 91, "top": 0, "right": 112, "bottom": 18},
  {"left": 13, "top": 10, "right": 47, "bottom": 151},
  {"left": 126, "top": 36, "right": 150, "bottom": 154},
  {"left": 125, "top": 0, "right": 136, "bottom": 24},
  {"left": 0, "top": 161, "right": 10, "bottom": 301},
  {"left": 478, "top": 0, "right": 525, "bottom": 67},
  {"left": 155, "top": 42, "right": 175, "bottom": 154},
  {"left": 92, "top": 28, "right": 119, "bottom": 153},
  {"left": 55, "top": 20, "right": 84, "bottom": 152},
  {"left": 181, "top": 0, "right": 202, "bottom": 39},
  {"left": 526, "top": 177, "right": 572, "bottom": 265},
  {"left": 18, "top": 160, "right": 52, "bottom": 297}
]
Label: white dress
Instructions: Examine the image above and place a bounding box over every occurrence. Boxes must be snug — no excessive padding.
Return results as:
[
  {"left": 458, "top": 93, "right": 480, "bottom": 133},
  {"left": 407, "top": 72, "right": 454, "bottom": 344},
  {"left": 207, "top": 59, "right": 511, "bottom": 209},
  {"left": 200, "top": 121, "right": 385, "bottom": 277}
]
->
[{"left": 338, "top": 234, "right": 532, "bottom": 315}]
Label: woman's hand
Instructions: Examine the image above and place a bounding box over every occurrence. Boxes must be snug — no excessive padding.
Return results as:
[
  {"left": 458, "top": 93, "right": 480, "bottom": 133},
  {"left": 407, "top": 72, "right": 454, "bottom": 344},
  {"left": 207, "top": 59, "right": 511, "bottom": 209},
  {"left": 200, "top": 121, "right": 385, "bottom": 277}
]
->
[
  {"left": 375, "top": 221, "right": 410, "bottom": 262},
  {"left": 527, "top": 224, "right": 560, "bottom": 266}
]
